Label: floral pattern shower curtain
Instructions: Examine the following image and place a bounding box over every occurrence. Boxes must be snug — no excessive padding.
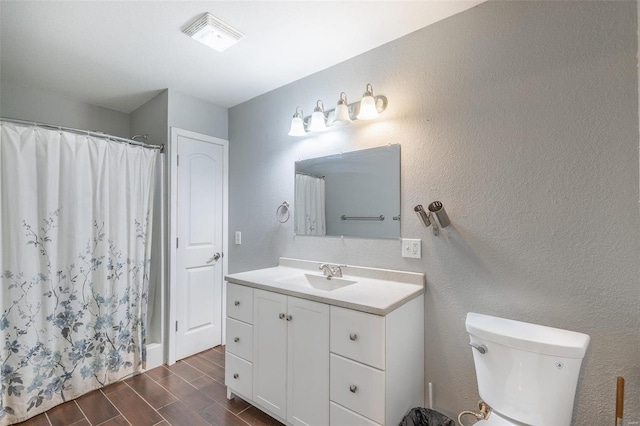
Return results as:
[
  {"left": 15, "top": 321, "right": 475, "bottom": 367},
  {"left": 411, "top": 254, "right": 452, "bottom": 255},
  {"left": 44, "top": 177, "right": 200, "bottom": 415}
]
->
[{"left": 0, "top": 122, "right": 157, "bottom": 424}]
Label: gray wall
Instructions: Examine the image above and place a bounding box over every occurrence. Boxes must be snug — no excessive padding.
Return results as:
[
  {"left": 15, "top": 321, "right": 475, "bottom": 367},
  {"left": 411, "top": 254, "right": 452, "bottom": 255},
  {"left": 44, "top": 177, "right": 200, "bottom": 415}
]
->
[
  {"left": 0, "top": 80, "right": 130, "bottom": 138},
  {"left": 130, "top": 90, "right": 169, "bottom": 147},
  {"left": 168, "top": 90, "right": 228, "bottom": 140},
  {"left": 229, "top": 1, "right": 639, "bottom": 424}
]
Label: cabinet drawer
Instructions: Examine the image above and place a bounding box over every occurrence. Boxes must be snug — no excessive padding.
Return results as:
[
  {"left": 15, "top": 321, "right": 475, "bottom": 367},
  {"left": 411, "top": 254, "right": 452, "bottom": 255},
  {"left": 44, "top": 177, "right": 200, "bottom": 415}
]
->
[
  {"left": 330, "top": 354, "right": 385, "bottom": 424},
  {"left": 226, "top": 317, "right": 253, "bottom": 362},
  {"left": 225, "top": 352, "right": 253, "bottom": 399},
  {"left": 330, "top": 306, "right": 385, "bottom": 370},
  {"left": 227, "top": 283, "right": 253, "bottom": 324},
  {"left": 330, "top": 402, "right": 381, "bottom": 426}
]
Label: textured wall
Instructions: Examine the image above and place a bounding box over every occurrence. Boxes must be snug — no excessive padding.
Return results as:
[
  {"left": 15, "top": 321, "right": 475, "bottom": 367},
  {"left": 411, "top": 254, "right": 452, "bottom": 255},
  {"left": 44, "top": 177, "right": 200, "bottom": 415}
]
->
[
  {"left": 168, "top": 90, "right": 228, "bottom": 140},
  {"left": 0, "top": 80, "right": 131, "bottom": 138},
  {"left": 130, "top": 90, "right": 169, "bottom": 147},
  {"left": 229, "top": 1, "right": 639, "bottom": 423}
]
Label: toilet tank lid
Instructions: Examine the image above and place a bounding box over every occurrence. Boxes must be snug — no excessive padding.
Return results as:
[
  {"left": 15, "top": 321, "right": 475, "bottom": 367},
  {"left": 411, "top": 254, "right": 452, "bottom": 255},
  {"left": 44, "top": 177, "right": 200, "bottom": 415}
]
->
[{"left": 466, "top": 313, "right": 590, "bottom": 359}]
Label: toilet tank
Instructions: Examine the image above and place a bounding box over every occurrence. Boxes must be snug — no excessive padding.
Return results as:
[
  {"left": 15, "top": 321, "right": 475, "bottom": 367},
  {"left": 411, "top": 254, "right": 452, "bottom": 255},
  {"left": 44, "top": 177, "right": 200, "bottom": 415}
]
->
[{"left": 466, "top": 313, "right": 590, "bottom": 426}]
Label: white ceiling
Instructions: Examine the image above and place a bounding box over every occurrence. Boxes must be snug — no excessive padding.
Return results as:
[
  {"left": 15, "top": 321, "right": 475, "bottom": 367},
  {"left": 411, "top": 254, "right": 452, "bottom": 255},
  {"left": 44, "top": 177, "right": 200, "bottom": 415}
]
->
[{"left": 0, "top": 1, "right": 483, "bottom": 113}]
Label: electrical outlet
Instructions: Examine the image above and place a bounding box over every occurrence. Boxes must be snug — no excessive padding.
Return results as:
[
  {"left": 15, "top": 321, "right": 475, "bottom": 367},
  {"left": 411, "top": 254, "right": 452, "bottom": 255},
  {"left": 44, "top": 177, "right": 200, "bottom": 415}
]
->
[
  {"left": 401, "top": 238, "right": 421, "bottom": 258},
  {"left": 235, "top": 231, "right": 242, "bottom": 245}
]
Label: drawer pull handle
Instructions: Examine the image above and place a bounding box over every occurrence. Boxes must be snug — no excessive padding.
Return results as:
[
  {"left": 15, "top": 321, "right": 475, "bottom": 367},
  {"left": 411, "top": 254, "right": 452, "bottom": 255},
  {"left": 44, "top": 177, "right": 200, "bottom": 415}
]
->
[
  {"left": 349, "top": 333, "right": 358, "bottom": 341},
  {"left": 279, "top": 313, "right": 286, "bottom": 319},
  {"left": 349, "top": 385, "right": 358, "bottom": 393},
  {"left": 234, "top": 301, "right": 240, "bottom": 306},
  {"left": 234, "top": 337, "right": 240, "bottom": 343},
  {"left": 233, "top": 373, "right": 239, "bottom": 379},
  {"left": 286, "top": 315, "right": 293, "bottom": 321}
]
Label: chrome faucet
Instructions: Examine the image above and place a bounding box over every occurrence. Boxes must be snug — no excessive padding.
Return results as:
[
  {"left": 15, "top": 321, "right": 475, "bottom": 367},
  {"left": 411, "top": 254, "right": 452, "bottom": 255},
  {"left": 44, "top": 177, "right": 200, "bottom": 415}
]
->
[{"left": 319, "top": 263, "right": 345, "bottom": 279}]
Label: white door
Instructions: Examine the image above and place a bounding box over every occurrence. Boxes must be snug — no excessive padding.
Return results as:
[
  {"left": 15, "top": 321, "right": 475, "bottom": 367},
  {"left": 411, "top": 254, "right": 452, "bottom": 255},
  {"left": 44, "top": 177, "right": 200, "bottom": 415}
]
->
[
  {"left": 287, "top": 297, "right": 330, "bottom": 426},
  {"left": 175, "top": 130, "right": 226, "bottom": 360},
  {"left": 253, "top": 289, "right": 288, "bottom": 419}
]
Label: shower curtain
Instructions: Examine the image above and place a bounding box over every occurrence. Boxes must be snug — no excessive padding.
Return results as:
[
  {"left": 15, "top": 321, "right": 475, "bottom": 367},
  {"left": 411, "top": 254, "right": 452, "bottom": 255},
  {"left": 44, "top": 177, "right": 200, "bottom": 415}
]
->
[
  {"left": 294, "top": 173, "right": 326, "bottom": 235},
  {"left": 0, "top": 122, "right": 157, "bottom": 424}
]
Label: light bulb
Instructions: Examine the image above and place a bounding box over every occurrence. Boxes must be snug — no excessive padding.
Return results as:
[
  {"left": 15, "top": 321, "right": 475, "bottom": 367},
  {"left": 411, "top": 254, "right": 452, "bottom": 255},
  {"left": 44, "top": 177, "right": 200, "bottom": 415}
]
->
[
  {"left": 356, "top": 83, "right": 379, "bottom": 120},
  {"left": 308, "top": 100, "right": 327, "bottom": 132},
  {"left": 288, "top": 107, "right": 306, "bottom": 136},
  {"left": 331, "top": 92, "right": 352, "bottom": 125}
]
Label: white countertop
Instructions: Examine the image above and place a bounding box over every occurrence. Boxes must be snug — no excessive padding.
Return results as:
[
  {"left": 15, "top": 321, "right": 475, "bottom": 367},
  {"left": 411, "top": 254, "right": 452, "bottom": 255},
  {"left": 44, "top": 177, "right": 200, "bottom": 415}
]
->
[{"left": 225, "top": 258, "right": 425, "bottom": 316}]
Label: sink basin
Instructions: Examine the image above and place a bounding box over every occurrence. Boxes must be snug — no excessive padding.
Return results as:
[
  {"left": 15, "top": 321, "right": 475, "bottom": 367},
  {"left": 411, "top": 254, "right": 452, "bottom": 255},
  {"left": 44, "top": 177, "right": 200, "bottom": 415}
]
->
[{"left": 276, "top": 273, "right": 357, "bottom": 291}]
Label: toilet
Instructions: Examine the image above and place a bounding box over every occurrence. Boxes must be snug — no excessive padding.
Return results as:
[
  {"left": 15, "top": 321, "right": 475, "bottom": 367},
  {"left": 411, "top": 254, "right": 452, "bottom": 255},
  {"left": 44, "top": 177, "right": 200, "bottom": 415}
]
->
[{"left": 462, "top": 312, "right": 590, "bottom": 426}]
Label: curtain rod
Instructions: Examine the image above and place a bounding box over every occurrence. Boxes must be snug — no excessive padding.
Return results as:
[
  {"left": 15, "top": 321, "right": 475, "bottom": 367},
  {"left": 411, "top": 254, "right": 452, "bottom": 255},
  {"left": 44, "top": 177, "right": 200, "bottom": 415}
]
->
[
  {"left": 295, "top": 171, "right": 325, "bottom": 179},
  {"left": 0, "top": 117, "right": 164, "bottom": 153}
]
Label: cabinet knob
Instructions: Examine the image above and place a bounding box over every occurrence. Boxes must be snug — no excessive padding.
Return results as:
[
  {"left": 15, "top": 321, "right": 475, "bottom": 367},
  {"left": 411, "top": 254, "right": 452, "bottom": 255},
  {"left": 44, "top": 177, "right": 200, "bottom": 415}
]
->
[
  {"left": 234, "top": 337, "right": 240, "bottom": 343},
  {"left": 234, "top": 300, "right": 240, "bottom": 306},
  {"left": 349, "top": 333, "right": 358, "bottom": 341},
  {"left": 279, "top": 313, "right": 286, "bottom": 319},
  {"left": 233, "top": 373, "right": 239, "bottom": 379},
  {"left": 286, "top": 315, "right": 293, "bottom": 321},
  {"left": 349, "top": 384, "right": 358, "bottom": 393}
]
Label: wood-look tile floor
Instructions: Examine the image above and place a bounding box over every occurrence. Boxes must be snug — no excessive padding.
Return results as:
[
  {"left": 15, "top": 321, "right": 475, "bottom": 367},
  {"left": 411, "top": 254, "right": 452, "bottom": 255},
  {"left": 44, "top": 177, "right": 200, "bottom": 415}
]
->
[{"left": 15, "top": 346, "right": 284, "bottom": 426}]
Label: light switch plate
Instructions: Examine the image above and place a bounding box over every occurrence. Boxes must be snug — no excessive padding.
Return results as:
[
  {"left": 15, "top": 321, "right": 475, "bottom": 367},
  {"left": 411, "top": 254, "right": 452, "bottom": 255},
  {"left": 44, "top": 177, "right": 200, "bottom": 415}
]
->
[
  {"left": 235, "top": 231, "right": 242, "bottom": 245},
  {"left": 402, "top": 238, "right": 421, "bottom": 258}
]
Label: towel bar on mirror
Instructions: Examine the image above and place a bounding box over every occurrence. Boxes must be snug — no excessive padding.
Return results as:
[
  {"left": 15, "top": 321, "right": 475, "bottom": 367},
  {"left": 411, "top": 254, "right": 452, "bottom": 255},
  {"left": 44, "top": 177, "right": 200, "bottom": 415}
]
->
[{"left": 340, "top": 215, "right": 385, "bottom": 221}]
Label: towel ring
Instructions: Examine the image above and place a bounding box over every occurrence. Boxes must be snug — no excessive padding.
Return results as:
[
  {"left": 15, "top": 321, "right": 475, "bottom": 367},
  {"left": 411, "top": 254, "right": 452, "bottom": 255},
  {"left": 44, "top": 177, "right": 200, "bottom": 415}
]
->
[{"left": 276, "top": 201, "right": 290, "bottom": 223}]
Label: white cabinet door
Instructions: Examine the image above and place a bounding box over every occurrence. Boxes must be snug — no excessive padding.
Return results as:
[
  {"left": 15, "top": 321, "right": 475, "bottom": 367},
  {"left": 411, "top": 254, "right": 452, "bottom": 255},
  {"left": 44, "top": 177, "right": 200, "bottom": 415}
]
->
[
  {"left": 253, "top": 289, "right": 288, "bottom": 419},
  {"left": 287, "top": 297, "right": 330, "bottom": 426}
]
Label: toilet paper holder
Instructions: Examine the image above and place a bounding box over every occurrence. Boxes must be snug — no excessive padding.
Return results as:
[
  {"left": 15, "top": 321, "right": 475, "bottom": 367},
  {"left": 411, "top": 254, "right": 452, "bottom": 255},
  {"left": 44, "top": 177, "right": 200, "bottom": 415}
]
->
[{"left": 414, "top": 201, "right": 450, "bottom": 236}]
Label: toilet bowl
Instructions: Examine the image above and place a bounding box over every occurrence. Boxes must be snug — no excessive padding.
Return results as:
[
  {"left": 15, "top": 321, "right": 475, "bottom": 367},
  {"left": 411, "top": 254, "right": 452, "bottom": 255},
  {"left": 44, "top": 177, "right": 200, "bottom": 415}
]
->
[{"left": 460, "top": 313, "right": 590, "bottom": 426}]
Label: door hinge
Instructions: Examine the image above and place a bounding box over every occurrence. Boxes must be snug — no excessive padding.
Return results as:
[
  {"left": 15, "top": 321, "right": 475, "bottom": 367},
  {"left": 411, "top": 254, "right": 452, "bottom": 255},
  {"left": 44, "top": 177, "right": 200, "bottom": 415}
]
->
[
  {"left": 177, "top": 155, "right": 179, "bottom": 166},
  {"left": 176, "top": 238, "right": 179, "bottom": 248},
  {"left": 175, "top": 321, "right": 178, "bottom": 332}
]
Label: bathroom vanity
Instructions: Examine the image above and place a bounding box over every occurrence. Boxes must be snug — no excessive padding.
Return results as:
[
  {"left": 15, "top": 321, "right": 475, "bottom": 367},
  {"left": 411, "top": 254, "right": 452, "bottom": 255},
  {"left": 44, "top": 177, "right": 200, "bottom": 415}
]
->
[{"left": 224, "top": 258, "right": 425, "bottom": 426}]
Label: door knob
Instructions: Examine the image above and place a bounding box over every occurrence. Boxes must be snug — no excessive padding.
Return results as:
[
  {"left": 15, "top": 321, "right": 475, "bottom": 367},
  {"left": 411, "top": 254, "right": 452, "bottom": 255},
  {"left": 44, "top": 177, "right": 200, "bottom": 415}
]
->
[{"left": 206, "top": 252, "right": 222, "bottom": 264}]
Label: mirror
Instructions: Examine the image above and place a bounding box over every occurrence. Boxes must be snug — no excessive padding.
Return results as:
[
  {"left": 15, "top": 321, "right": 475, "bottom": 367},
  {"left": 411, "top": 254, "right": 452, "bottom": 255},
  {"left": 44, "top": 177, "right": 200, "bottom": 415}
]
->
[{"left": 294, "top": 144, "right": 400, "bottom": 239}]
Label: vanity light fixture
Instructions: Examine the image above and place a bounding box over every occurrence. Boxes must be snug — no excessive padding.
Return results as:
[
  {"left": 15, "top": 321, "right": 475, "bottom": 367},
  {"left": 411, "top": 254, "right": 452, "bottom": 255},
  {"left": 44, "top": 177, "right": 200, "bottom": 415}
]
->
[
  {"left": 182, "top": 12, "right": 244, "bottom": 52},
  {"left": 308, "top": 100, "right": 328, "bottom": 132},
  {"left": 287, "top": 83, "right": 388, "bottom": 136},
  {"left": 288, "top": 107, "right": 306, "bottom": 136}
]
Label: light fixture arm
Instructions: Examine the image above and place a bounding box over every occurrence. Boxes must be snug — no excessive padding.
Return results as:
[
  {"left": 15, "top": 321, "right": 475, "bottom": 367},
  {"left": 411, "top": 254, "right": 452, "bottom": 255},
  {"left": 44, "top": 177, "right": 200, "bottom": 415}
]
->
[
  {"left": 351, "top": 95, "right": 387, "bottom": 119},
  {"left": 363, "top": 83, "right": 374, "bottom": 97}
]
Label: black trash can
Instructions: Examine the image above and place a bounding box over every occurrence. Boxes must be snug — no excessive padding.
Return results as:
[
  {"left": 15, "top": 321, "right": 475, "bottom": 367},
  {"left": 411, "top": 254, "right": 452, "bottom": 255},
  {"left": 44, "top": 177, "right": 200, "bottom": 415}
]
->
[{"left": 399, "top": 407, "right": 455, "bottom": 426}]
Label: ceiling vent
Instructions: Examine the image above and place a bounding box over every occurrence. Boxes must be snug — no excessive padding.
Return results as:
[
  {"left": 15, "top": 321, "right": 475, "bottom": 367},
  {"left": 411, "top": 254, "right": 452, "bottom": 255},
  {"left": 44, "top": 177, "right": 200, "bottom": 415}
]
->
[{"left": 182, "top": 12, "right": 244, "bottom": 52}]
